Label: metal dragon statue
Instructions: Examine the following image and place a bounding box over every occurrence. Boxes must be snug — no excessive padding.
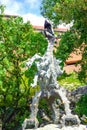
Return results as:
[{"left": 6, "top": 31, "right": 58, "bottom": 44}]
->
[{"left": 22, "top": 20, "right": 80, "bottom": 130}]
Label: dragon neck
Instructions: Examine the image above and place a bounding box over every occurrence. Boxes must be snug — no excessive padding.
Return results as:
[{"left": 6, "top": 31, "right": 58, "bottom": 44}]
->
[{"left": 45, "top": 37, "right": 55, "bottom": 56}]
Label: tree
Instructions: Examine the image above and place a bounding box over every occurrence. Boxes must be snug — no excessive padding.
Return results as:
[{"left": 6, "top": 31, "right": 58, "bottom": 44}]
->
[
  {"left": 41, "top": 0, "right": 87, "bottom": 82},
  {"left": 0, "top": 6, "right": 47, "bottom": 130}
]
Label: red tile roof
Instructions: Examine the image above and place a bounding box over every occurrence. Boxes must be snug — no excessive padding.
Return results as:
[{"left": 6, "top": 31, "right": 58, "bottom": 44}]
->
[{"left": 33, "top": 25, "right": 67, "bottom": 32}]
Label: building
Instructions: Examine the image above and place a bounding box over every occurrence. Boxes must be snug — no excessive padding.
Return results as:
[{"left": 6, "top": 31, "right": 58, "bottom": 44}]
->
[
  {"left": 33, "top": 25, "right": 67, "bottom": 38},
  {"left": 0, "top": 14, "right": 18, "bottom": 19}
]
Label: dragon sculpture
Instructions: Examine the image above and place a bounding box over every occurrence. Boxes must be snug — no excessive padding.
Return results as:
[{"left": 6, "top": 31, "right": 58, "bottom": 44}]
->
[{"left": 22, "top": 20, "right": 80, "bottom": 130}]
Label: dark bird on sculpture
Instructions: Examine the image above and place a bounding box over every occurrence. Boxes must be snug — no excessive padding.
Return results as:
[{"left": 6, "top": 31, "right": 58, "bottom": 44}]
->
[{"left": 44, "top": 19, "right": 54, "bottom": 39}]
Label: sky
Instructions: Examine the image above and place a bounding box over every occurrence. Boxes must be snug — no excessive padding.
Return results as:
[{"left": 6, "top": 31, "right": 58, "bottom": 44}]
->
[
  {"left": 0, "top": 0, "right": 72, "bottom": 28},
  {"left": 0, "top": 0, "right": 45, "bottom": 26}
]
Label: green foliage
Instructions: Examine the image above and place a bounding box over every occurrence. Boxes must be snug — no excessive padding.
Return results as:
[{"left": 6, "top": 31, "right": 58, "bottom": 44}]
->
[
  {"left": 41, "top": 0, "right": 87, "bottom": 82},
  {"left": 0, "top": 5, "right": 5, "bottom": 14},
  {"left": 41, "top": 0, "right": 87, "bottom": 29},
  {"left": 75, "top": 94, "right": 87, "bottom": 118},
  {"left": 58, "top": 72, "right": 85, "bottom": 91},
  {"left": 54, "top": 31, "right": 78, "bottom": 65},
  {"left": 0, "top": 6, "right": 47, "bottom": 130},
  {"left": 78, "top": 48, "right": 87, "bottom": 84},
  {"left": 38, "top": 99, "right": 51, "bottom": 124}
]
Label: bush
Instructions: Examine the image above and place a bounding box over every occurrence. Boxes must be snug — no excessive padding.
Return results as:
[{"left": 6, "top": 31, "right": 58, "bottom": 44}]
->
[{"left": 75, "top": 94, "right": 87, "bottom": 117}]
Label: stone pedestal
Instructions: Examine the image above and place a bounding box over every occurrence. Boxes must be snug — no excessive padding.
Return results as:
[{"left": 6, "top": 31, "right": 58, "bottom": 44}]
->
[{"left": 25, "top": 124, "right": 87, "bottom": 130}]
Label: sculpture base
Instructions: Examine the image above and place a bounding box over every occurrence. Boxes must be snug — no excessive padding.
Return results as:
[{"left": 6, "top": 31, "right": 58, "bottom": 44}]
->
[
  {"left": 25, "top": 124, "right": 86, "bottom": 130},
  {"left": 22, "top": 118, "right": 39, "bottom": 130},
  {"left": 61, "top": 114, "right": 80, "bottom": 127}
]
